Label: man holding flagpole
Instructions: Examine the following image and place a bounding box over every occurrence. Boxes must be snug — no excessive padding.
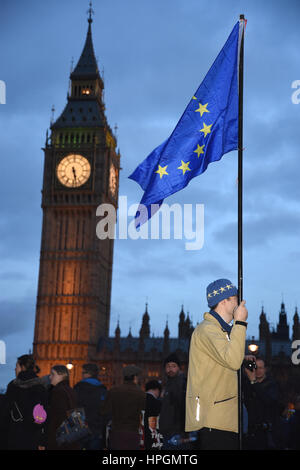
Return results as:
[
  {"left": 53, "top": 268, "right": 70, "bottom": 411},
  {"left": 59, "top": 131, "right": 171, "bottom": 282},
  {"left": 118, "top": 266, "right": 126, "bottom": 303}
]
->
[{"left": 185, "top": 279, "right": 248, "bottom": 450}]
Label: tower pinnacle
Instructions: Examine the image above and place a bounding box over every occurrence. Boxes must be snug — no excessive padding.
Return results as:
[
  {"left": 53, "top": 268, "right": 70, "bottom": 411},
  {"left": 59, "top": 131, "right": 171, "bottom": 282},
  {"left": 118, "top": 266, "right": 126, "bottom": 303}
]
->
[{"left": 87, "top": 1, "right": 94, "bottom": 24}]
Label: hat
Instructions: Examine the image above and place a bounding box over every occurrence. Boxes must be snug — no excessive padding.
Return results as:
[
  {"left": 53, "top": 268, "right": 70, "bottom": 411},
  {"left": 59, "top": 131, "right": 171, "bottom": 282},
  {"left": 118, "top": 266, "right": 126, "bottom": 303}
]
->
[
  {"left": 122, "top": 365, "right": 141, "bottom": 377},
  {"left": 163, "top": 353, "right": 181, "bottom": 367},
  {"left": 206, "top": 278, "right": 238, "bottom": 308}
]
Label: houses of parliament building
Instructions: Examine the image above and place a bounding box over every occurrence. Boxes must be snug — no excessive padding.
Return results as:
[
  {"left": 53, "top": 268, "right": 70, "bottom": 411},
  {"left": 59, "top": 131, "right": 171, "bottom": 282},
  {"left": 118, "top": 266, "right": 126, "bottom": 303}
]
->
[{"left": 32, "top": 8, "right": 300, "bottom": 390}]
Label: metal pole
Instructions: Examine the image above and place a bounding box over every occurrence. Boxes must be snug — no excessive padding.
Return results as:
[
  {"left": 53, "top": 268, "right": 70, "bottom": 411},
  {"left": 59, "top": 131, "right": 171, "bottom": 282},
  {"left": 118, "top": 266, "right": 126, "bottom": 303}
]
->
[{"left": 238, "top": 13, "right": 245, "bottom": 451}]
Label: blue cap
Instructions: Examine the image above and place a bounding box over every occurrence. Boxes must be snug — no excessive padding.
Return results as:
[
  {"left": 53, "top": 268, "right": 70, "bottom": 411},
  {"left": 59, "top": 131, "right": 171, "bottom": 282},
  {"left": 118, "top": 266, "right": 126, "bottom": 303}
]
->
[{"left": 206, "top": 279, "right": 238, "bottom": 308}]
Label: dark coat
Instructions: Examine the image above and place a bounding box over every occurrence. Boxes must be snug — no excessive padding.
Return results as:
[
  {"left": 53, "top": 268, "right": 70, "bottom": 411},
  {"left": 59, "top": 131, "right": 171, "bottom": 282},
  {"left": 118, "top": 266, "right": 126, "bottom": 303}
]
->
[
  {"left": 101, "top": 382, "right": 146, "bottom": 433},
  {"left": 288, "top": 409, "right": 300, "bottom": 449},
  {"left": 243, "top": 374, "right": 281, "bottom": 449},
  {"left": 46, "top": 380, "right": 79, "bottom": 450},
  {"left": 243, "top": 375, "right": 280, "bottom": 430},
  {"left": 159, "top": 373, "right": 187, "bottom": 438},
  {"left": 73, "top": 378, "right": 107, "bottom": 436},
  {"left": 2, "top": 370, "right": 48, "bottom": 450}
]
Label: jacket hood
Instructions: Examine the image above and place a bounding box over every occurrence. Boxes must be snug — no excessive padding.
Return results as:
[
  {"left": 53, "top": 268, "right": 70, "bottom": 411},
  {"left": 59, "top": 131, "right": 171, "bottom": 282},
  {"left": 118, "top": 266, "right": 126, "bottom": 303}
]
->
[{"left": 12, "top": 370, "right": 42, "bottom": 389}]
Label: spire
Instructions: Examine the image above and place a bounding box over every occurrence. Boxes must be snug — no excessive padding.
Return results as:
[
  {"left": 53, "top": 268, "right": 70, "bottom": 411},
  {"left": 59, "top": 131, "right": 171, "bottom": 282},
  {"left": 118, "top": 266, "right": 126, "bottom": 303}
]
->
[
  {"left": 179, "top": 304, "right": 185, "bottom": 320},
  {"left": 139, "top": 303, "right": 150, "bottom": 339},
  {"left": 114, "top": 319, "right": 121, "bottom": 353},
  {"left": 164, "top": 320, "right": 170, "bottom": 338},
  {"left": 52, "top": 8, "right": 105, "bottom": 130},
  {"left": 163, "top": 320, "right": 170, "bottom": 356},
  {"left": 277, "top": 300, "right": 289, "bottom": 340},
  {"left": 260, "top": 304, "right": 267, "bottom": 321},
  {"left": 293, "top": 306, "right": 300, "bottom": 341},
  {"left": 115, "top": 319, "right": 120, "bottom": 338},
  {"left": 259, "top": 304, "right": 270, "bottom": 341},
  {"left": 71, "top": 3, "right": 99, "bottom": 79},
  {"left": 87, "top": 0, "right": 94, "bottom": 24},
  {"left": 178, "top": 305, "right": 186, "bottom": 338}
]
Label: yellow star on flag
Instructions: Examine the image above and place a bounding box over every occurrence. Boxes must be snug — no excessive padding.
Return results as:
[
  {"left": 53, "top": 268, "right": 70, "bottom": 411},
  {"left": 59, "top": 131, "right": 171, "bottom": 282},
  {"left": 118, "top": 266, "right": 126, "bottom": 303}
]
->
[
  {"left": 177, "top": 160, "right": 191, "bottom": 175},
  {"left": 195, "top": 102, "right": 209, "bottom": 117},
  {"left": 199, "top": 122, "right": 212, "bottom": 137},
  {"left": 155, "top": 165, "right": 168, "bottom": 179},
  {"left": 193, "top": 144, "right": 205, "bottom": 158}
]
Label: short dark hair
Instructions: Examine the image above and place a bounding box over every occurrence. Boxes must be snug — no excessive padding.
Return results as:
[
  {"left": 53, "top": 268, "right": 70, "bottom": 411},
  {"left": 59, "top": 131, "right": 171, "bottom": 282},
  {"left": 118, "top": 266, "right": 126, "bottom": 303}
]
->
[
  {"left": 82, "top": 363, "right": 99, "bottom": 378},
  {"left": 51, "top": 365, "right": 69, "bottom": 381},
  {"left": 210, "top": 305, "right": 218, "bottom": 311},
  {"left": 17, "top": 354, "right": 40, "bottom": 374},
  {"left": 145, "top": 380, "right": 162, "bottom": 392}
]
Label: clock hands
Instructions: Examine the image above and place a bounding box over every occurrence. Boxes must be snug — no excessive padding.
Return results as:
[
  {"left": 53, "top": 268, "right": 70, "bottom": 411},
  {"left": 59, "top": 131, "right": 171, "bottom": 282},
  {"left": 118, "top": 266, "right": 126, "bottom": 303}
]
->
[{"left": 72, "top": 166, "right": 77, "bottom": 185}]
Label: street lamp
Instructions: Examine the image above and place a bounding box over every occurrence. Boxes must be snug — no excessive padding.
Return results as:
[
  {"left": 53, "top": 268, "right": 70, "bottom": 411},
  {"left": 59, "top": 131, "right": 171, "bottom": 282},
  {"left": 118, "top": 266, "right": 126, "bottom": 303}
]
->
[
  {"left": 66, "top": 361, "right": 74, "bottom": 370},
  {"left": 248, "top": 337, "right": 259, "bottom": 355}
]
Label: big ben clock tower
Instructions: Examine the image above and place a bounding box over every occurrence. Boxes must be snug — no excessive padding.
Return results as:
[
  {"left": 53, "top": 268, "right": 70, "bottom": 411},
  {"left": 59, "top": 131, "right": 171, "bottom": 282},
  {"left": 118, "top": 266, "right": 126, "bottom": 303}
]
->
[{"left": 33, "top": 9, "right": 120, "bottom": 381}]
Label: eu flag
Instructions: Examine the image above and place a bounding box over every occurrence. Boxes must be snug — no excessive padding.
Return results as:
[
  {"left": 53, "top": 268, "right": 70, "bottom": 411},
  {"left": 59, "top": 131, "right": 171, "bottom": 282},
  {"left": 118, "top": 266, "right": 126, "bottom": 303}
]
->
[{"left": 129, "top": 21, "right": 241, "bottom": 226}]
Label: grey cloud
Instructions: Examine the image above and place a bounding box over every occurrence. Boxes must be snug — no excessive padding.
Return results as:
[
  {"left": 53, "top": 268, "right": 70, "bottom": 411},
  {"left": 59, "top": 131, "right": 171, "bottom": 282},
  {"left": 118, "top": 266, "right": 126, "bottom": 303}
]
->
[
  {"left": 0, "top": 298, "right": 35, "bottom": 338},
  {"left": 213, "top": 206, "right": 300, "bottom": 249}
]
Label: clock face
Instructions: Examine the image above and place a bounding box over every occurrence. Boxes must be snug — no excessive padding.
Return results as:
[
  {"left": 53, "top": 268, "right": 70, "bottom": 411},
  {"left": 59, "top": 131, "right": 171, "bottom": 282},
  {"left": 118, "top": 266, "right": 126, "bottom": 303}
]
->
[
  {"left": 109, "top": 163, "right": 117, "bottom": 196},
  {"left": 57, "top": 154, "right": 91, "bottom": 188}
]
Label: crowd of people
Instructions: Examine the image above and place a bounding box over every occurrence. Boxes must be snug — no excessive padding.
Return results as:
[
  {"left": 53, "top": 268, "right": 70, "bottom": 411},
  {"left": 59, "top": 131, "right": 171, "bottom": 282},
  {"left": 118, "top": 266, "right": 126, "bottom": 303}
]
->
[{"left": 1, "top": 278, "right": 300, "bottom": 451}]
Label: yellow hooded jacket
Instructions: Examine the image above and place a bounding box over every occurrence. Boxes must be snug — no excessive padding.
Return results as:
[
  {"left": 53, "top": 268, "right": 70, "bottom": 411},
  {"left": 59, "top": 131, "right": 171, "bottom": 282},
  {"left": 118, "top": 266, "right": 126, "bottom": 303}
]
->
[{"left": 185, "top": 312, "right": 246, "bottom": 433}]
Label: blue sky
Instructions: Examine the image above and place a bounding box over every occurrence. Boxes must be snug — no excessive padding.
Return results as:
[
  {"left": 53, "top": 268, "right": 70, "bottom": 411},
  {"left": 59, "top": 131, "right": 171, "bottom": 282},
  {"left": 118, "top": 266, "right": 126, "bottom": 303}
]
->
[{"left": 0, "top": 0, "right": 300, "bottom": 388}]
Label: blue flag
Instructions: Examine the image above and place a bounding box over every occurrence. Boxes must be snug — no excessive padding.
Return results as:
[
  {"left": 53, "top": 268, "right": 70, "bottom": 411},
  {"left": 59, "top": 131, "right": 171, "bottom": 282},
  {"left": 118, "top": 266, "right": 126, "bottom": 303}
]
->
[{"left": 129, "top": 20, "right": 243, "bottom": 227}]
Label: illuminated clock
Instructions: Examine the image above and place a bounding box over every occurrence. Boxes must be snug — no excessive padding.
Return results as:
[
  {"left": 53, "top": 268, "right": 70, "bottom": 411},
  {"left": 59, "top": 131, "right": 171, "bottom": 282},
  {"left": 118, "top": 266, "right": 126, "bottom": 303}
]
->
[
  {"left": 109, "top": 163, "right": 117, "bottom": 196},
  {"left": 57, "top": 154, "right": 91, "bottom": 188}
]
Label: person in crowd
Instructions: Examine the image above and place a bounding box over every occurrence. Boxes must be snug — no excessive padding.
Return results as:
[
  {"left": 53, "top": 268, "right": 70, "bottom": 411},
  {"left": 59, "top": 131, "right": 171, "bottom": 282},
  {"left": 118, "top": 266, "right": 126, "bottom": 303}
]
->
[
  {"left": 242, "top": 356, "right": 281, "bottom": 449},
  {"left": 288, "top": 394, "right": 300, "bottom": 449},
  {"left": 159, "top": 353, "right": 188, "bottom": 449},
  {"left": 1, "top": 354, "right": 48, "bottom": 450},
  {"left": 101, "top": 365, "right": 146, "bottom": 450},
  {"left": 74, "top": 363, "right": 107, "bottom": 450},
  {"left": 185, "top": 278, "right": 248, "bottom": 450},
  {"left": 46, "top": 365, "right": 79, "bottom": 450},
  {"left": 144, "top": 379, "right": 162, "bottom": 450}
]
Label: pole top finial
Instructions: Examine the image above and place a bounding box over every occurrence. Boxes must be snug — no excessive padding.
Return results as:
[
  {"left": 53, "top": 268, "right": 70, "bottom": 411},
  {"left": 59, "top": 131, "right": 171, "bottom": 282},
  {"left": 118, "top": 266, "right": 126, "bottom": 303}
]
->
[{"left": 87, "top": 1, "right": 94, "bottom": 24}]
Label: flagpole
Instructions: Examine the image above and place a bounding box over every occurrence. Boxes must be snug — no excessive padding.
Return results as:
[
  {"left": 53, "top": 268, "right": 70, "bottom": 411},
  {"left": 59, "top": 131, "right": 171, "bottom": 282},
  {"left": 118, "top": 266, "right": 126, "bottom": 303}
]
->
[{"left": 238, "top": 14, "right": 245, "bottom": 451}]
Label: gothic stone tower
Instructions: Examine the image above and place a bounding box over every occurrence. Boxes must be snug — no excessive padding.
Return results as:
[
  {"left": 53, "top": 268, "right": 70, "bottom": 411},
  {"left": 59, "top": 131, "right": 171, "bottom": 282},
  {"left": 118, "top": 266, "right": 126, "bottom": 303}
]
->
[{"left": 33, "top": 12, "right": 120, "bottom": 380}]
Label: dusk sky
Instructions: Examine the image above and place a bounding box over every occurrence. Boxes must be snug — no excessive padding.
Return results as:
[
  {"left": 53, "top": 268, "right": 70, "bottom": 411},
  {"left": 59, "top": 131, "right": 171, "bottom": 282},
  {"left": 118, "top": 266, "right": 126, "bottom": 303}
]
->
[{"left": 1, "top": 0, "right": 300, "bottom": 388}]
